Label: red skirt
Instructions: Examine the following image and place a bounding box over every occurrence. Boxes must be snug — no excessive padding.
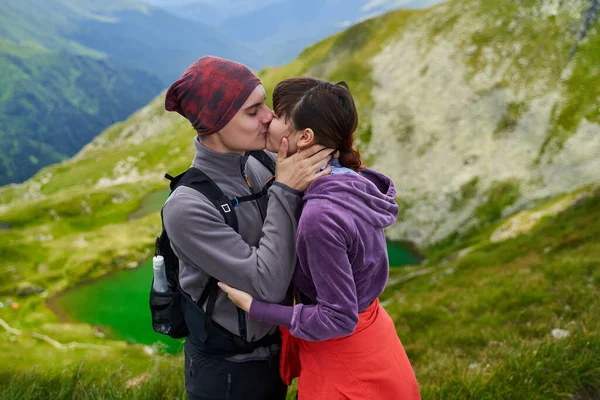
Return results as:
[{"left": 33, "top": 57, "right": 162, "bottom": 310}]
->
[{"left": 279, "top": 298, "right": 421, "bottom": 400}]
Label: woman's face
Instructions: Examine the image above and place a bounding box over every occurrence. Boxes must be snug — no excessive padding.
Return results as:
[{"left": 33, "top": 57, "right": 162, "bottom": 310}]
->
[{"left": 266, "top": 114, "right": 300, "bottom": 156}]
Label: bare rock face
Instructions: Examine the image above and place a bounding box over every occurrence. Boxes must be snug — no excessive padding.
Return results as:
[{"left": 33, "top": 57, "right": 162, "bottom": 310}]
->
[{"left": 368, "top": 0, "right": 600, "bottom": 245}]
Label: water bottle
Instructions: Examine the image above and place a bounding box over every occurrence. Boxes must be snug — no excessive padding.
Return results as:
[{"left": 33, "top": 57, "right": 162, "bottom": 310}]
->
[{"left": 152, "top": 255, "right": 169, "bottom": 293}]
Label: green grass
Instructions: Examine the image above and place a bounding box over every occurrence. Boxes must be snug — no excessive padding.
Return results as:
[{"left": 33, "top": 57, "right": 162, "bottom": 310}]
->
[
  {"left": 543, "top": 20, "right": 600, "bottom": 156},
  {"left": 0, "top": 352, "right": 186, "bottom": 400},
  {"left": 0, "top": 1, "right": 598, "bottom": 397},
  {"left": 425, "top": 333, "right": 600, "bottom": 399},
  {"left": 451, "top": 177, "right": 480, "bottom": 211},
  {"left": 475, "top": 179, "right": 521, "bottom": 224},
  {"left": 382, "top": 187, "right": 600, "bottom": 399},
  {"left": 494, "top": 102, "right": 528, "bottom": 138},
  {"left": 0, "top": 187, "right": 597, "bottom": 399}
]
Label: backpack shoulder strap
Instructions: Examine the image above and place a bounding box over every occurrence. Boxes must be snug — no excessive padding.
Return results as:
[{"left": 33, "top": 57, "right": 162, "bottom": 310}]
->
[
  {"left": 164, "top": 167, "right": 244, "bottom": 341},
  {"left": 167, "top": 167, "right": 239, "bottom": 233},
  {"left": 247, "top": 150, "right": 276, "bottom": 175}
]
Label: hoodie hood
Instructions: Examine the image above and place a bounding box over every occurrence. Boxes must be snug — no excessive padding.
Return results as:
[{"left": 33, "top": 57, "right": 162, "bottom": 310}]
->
[{"left": 303, "top": 168, "right": 399, "bottom": 229}]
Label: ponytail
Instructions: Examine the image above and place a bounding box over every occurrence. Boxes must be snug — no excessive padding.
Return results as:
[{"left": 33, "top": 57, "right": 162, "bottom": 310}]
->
[{"left": 338, "top": 135, "right": 364, "bottom": 172}]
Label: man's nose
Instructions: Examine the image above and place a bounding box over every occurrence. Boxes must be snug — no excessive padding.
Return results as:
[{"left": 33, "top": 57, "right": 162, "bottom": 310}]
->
[{"left": 263, "top": 107, "right": 274, "bottom": 124}]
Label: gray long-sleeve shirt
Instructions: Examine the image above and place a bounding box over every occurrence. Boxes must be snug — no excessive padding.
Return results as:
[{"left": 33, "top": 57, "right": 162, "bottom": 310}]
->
[{"left": 162, "top": 137, "right": 301, "bottom": 360}]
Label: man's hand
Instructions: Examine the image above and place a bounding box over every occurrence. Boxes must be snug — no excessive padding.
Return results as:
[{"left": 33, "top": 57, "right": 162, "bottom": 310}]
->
[
  {"left": 218, "top": 282, "right": 253, "bottom": 313},
  {"left": 275, "top": 138, "right": 335, "bottom": 192}
]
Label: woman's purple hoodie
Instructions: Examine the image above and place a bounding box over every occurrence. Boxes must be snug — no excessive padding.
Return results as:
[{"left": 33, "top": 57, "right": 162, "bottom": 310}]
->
[{"left": 249, "top": 168, "right": 399, "bottom": 341}]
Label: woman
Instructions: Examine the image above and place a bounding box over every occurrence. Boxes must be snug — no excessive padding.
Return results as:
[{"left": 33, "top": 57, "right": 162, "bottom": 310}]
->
[{"left": 219, "top": 77, "right": 421, "bottom": 399}]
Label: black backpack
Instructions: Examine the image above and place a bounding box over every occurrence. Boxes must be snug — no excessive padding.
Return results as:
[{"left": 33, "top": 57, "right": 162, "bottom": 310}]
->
[{"left": 149, "top": 150, "right": 280, "bottom": 356}]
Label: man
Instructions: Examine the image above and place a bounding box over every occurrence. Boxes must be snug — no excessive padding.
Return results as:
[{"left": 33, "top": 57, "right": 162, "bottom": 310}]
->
[{"left": 163, "top": 56, "right": 333, "bottom": 399}]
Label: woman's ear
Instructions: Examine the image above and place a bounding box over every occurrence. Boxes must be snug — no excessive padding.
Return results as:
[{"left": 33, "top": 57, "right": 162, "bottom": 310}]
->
[{"left": 297, "top": 128, "right": 315, "bottom": 149}]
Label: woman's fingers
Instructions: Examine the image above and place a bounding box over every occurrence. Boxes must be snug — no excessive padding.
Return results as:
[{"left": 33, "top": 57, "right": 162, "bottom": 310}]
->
[
  {"left": 305, "top": 147, "right": 336, "bottom": 170},
  {"left": 314, "top": 165, "right": 333, "bottom": 179},
  {"left": 217, "top": 282, "right": 231, "bottom": 292},
  {"left": 277, "top": 137, "right": 289, "bottom": 160},
  {"left": 275, "top": 144, "right": 335, "bottom": 192},
  {"left": 217, "top": 282, "right": 253, "bottom": 312}
]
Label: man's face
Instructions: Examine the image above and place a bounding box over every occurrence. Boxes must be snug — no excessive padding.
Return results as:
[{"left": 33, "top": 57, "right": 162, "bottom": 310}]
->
[{"left": 216, "top": 85, "right": 273, "bottom": 152}]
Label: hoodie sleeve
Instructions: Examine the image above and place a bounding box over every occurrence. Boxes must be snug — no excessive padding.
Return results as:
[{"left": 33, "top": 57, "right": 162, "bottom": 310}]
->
[{"left": 249, "top": 200, "right": 359, "bottom": 341}]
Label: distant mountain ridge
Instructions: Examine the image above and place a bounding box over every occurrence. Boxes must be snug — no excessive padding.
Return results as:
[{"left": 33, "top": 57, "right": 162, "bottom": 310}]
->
[
  {"left": 0, "top": 0, "right": 259, "bottom": 186},
  {"left": 142, "top": 0, "right": 446, "bottom": 65}
]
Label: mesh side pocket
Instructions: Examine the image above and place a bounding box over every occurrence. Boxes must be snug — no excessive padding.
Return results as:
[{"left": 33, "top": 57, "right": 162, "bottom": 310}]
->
[
  {"left": 149, "top": 284, "right": 188, "bottom": 338},
  {"left": 150, "top": 288, "right": 173, "bottom": 335}
]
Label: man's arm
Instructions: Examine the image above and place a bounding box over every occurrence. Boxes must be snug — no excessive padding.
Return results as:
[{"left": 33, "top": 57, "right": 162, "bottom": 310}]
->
[{"left": 163, "top": 183, "right": 301, "bottom": 303}]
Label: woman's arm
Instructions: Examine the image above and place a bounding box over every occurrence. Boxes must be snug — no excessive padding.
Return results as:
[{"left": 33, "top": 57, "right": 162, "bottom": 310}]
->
[{"left": 225, "top": 202, "right": 359, "bottom": 341}]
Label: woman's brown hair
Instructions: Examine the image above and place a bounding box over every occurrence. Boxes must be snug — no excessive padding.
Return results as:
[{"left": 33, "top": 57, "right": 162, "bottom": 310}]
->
[{"left": 272, "top": 77, "right": 364, "bottom": 171}]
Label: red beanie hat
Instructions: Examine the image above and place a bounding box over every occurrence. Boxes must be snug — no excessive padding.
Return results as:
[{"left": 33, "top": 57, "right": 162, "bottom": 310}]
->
[{"left": 165, "top": 56, "right": 261, "bottom": 136}]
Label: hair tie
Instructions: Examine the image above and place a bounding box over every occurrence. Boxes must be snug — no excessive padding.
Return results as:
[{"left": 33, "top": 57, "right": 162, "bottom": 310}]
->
[{"left": 338, "top": 149, "right": 353, "bottom": 155}]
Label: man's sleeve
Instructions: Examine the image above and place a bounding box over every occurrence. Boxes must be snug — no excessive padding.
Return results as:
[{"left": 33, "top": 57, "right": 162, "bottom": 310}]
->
[{"left": 163, "top": 183, "right": 302, "bottom": 303}]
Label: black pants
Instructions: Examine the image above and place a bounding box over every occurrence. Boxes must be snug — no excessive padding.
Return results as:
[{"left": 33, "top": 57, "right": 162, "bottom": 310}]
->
[{"left": 184, "top": 339, "right": 287, "bottom": 400}]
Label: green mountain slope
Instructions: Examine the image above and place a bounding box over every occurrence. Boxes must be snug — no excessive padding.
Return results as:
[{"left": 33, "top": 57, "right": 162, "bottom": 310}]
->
[
  {"left": 0, "top": 45, "right": 162, "bottom": 185},
  {"left": 0, "top": 1, "right": 598, "bottom": 398},
  {"left": 0, "top": 0, "right": 258, "bottom": 186}
]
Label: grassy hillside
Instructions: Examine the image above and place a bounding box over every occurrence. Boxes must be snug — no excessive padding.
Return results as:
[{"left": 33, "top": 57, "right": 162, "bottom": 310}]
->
[
  {"left": 1, "top": 184, "right": 598, "bottom": 399},
  {"left": 0, "top": 0, "right": 598, "bottom": 398}
]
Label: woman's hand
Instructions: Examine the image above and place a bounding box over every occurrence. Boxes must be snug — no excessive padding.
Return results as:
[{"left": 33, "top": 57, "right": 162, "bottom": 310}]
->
[{"left": 218, "top": 282, "right": 254, "bottom": 313}]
